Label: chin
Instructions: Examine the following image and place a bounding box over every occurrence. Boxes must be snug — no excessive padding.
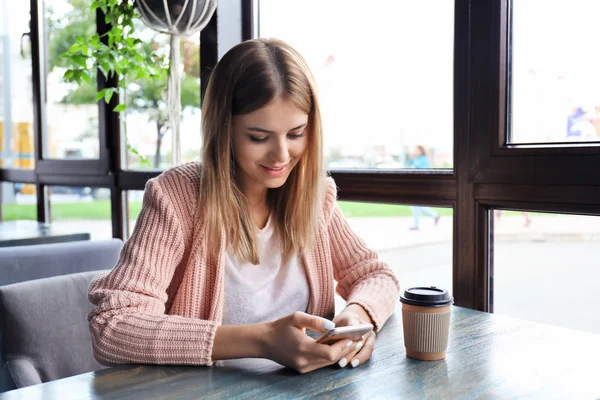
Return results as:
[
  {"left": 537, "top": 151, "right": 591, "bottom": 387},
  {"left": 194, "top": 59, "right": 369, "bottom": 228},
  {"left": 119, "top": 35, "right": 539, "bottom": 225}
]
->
[{"left": 265, "top": 176, "right": 290, "bottom": 189}]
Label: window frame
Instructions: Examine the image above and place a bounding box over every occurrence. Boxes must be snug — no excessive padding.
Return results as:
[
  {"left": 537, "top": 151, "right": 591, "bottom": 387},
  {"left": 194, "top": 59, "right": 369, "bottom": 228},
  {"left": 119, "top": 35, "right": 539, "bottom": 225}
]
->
[
  {"left": 470, "top": 0, "right": 600, "bottom": 186},
  {"left": 467, "top": 0, "right": 600, "bottom": 311}
]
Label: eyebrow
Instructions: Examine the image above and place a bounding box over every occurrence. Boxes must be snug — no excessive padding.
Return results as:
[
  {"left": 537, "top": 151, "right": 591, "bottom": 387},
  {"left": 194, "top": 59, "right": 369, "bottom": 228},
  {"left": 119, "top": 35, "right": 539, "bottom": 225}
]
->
[{"left": 247, "top": 123, "right": 307, "bottom": 134}]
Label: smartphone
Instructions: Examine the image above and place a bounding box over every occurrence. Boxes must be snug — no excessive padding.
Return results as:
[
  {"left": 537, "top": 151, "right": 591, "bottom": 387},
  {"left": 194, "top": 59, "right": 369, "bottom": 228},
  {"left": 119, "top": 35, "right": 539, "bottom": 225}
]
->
[{"left": 316, "top": 323, "right": 374, "bottom": 345}]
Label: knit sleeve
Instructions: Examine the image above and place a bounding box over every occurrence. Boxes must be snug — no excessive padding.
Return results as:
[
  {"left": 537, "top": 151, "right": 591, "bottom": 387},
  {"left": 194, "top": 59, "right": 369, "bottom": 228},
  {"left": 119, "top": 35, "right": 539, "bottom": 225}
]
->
[
  {"left": 324, "top": 180, "right": 401, "bottom": 332},
  {"left": 87, "top": 178, "right": 217, "bottom": 366}
]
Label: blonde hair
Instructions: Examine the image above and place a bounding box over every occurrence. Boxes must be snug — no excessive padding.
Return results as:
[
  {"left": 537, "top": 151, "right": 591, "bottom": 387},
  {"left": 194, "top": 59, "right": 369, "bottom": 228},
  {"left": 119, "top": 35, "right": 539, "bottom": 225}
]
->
[{"left": 200, "top": 38, "right": 326, "bottom": 264}]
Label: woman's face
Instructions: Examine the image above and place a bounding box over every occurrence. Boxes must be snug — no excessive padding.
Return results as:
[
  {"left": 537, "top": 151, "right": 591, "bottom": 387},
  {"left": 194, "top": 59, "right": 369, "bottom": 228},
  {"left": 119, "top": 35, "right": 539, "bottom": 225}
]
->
[{"left": 231, "top": 96, "right": 309, "bottom": 197}]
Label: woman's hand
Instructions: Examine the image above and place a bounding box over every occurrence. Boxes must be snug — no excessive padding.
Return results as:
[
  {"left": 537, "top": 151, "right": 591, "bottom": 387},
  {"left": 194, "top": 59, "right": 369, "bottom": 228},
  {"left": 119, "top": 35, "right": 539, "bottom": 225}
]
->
[
  {"left": 331, "top": 304, "right": 376, "bottom": 369},
  {"left": 261, "top": 311, "right": 362, "bottom": 374}
]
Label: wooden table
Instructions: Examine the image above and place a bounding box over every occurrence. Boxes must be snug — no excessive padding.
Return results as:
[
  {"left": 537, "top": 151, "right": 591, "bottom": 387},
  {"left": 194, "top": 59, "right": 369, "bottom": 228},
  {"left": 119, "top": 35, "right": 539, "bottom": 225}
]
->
[
  {"left": 0, "top": 220, "right": 90, "bottom": 247},
  {"left": 1, "top": 305, "right": 598, "bottom": 399}
]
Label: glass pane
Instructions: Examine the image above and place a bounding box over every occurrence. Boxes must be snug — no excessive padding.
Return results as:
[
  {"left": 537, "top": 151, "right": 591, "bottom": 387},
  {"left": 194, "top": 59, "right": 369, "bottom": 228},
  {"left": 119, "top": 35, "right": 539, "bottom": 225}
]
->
[
  {"left": 0, "top": 0, "right": 35, "bottom": 169},
  {"left": 126, "top": 190, "right": 144, "bottom": 237},
  {"left": 1, "top": 182, "right": 36, "bottom": 220},
  {"left": 510, "top": 1, "right": 600, "bottom": 144},
  {"left": 258, "top": 0, "right": 454, "bottom": 169},
  {"left": 44, "top": 0, "right": 100, "bottom": 159},
  {"left": 49, "top": 185, "right": 111, "bottom": 239},
  {"left": 492, "top": 210, "right": 600, "bottom": 334},
  {"left": 123, "top": 27, "right": 201, "bottom": 170},
  {"left": 339, "top": 201, "right": 453, "bottom": 296}
]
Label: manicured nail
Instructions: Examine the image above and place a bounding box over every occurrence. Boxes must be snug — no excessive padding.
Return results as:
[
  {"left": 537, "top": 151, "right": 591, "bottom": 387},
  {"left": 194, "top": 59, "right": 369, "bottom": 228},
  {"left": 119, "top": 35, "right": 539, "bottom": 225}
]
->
[
  {"left": 355, "top": 341, "right": 363, "bottom": 351},
  {"left": 351, "top": 359, "right": 360, "bottom": 368},
  {"left": 345, "top": 340, "right": 353, "bottom": 348},
  {"left": 323, "top": 319, "right": 335, "bottom": 330},
  {"left": 338, "top": 358, "right": 348, "bottom": 368}
]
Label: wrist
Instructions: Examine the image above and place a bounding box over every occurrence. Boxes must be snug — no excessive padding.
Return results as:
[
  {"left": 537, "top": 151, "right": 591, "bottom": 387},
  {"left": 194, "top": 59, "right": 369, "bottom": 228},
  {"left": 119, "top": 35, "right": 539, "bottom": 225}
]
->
[
  {"left": 344, "top": 304, "right": 373, "bottom": 325},
  {"left": 253, "top": 321, "right": 272, "bottom": 359},
  {"left": 213, "top": 322, "right": 270, "bottom": 360}
]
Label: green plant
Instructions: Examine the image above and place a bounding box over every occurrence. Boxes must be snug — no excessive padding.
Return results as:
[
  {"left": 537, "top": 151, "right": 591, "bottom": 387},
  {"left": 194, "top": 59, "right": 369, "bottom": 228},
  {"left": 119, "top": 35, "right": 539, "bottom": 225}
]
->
[
  {"left": 59, "top": 0, "right": 168, "bottom": 112},
  {"left": 54, "top": 0, "right": 202, "bottom": 168},
  {"left": 126, "top": 144, "right": 152, "bottom": 167}
]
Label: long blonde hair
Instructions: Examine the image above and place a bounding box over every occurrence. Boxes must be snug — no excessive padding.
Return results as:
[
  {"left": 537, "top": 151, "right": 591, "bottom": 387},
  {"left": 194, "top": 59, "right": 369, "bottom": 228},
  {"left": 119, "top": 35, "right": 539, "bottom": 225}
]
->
[{"left": 200, "top": 38, "right": 326, "bottom": 264}]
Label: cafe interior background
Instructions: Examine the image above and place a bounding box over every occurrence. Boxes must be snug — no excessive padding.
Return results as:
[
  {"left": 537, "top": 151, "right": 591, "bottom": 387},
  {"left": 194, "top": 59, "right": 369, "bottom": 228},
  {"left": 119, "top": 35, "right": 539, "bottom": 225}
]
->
[{"left": 0, "top": 0, "right": 599, "bottom": 394}]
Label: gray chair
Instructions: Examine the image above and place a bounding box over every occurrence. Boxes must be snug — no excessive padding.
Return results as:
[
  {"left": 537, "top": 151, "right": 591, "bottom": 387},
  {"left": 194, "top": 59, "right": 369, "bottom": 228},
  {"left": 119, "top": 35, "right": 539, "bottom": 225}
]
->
[
  {"left": 0, "top": 239, "right": 122, "bottom": 286},
  {"left": 0, "top": 271, "right": 109, "bottom": 391}
]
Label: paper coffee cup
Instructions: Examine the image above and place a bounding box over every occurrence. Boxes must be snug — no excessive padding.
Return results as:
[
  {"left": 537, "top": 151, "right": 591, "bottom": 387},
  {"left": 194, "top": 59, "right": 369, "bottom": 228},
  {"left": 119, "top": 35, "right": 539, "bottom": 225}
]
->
[{"left": 400, "top": 287, "right": 453, "bottom": 361}]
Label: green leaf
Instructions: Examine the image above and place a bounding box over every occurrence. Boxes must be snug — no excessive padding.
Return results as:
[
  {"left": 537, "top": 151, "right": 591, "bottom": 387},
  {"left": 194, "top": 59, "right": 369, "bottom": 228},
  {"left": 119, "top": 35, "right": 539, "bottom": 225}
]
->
[
  {"left": 67, "top": 44, "right": 81, "bottom": 53},
  {"left": 72, "top": 55, "right": 88, "bottom": 68},
  {"left": 72, "top": 70, "right": 82, "bottom": 84},
  {"left": 95, "top": 89, "right": 106, "bottom": 103},
  {"left": 98, "top": 64, "right": 108, "bottom": 79},
  {"left": 127, "top": 145, "right": 152, "bottom": 168},
  {"left": 104, "top": 88, "right": 114, "bottom": 103},
  {"left": 63, "top": 70, "right": 74, "bottom": 80},
  {"left": 89, "top": 36, "right": 101, "bottom": 49},
  {"left": 113, "top": 104, "right": 127, "bottom": 112},
  {"left": 81, "top": 73, "right": 91, "bottom": 85}
]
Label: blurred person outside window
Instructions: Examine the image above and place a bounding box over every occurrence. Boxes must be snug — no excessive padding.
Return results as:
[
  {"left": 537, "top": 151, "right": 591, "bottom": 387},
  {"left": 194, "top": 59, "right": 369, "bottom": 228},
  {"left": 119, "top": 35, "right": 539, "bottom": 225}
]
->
[
  {"left": 407, "top": 145, "right": 440, "bottom": 231},
  {"left": 567, "top": 106, "right": 599, "bottom": 141}
]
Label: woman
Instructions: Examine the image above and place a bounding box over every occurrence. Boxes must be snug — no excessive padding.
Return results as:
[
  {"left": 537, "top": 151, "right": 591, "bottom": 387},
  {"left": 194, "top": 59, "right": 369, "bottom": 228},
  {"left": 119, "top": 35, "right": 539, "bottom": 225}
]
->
[{"left": 88, "top": 38, "right": 399, "bottom": 374}]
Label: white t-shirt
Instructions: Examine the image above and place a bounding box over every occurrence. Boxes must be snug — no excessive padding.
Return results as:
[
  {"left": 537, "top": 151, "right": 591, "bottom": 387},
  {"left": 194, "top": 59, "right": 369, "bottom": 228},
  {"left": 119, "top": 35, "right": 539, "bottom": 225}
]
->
[{"left": 219, "top": 214, "right": 310, "bottom": 368}]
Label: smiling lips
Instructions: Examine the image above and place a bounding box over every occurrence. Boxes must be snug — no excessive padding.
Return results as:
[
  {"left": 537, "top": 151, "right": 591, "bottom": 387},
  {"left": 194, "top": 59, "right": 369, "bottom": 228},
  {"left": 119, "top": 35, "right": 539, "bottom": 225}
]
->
[{"left": 261, "top": 164, "right": 289, "bottom": 177}]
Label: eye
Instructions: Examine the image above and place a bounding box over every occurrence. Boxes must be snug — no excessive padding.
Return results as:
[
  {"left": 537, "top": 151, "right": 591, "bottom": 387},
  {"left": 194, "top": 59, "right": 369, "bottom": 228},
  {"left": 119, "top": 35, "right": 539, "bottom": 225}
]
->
[
  {"left": 288, "top": 132, "right": 305, "bottom": 139},
  {"left": 249, "top": 135, "right": 268, "bottom": 143}
]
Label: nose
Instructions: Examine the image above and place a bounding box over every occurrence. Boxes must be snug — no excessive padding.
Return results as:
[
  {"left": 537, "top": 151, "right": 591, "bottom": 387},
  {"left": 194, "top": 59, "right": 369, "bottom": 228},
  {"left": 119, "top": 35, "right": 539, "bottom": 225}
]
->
[{"left": 269, "top": 137, "right": 288, "bottom": 163}]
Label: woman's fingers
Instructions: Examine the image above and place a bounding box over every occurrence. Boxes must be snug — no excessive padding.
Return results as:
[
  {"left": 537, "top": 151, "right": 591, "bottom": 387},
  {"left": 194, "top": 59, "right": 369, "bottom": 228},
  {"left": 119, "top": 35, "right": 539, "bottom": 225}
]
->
[
  {"left": 308, "top": 336, "right": 356, "bottom": 360},
  {"left": 337, "top": 339, "right": 364, "bottom": 368},
  {"left": 291, "top": 311, "right": 335, "bottom": 332},
  {"left": 348, "top": 332, "right": 376, "bottom": 368},
  {"left": 332, "top": 313, "right": 362, "bottom": 327},
  {"left": 272, "top": 312, "right": 376, "bottom": 373},
  {"left": 300, "top": 339, "right": 363, "bottom": 373}
]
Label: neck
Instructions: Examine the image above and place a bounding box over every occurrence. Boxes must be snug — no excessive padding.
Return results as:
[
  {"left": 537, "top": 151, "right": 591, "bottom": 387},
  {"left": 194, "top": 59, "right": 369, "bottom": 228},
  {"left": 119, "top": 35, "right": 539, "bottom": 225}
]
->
[
  {"left": 242, "top": 186, "right": 267, "bottom": 209},
  {"left": 238, "top": 181, "right": 269, "bottom": 229}
]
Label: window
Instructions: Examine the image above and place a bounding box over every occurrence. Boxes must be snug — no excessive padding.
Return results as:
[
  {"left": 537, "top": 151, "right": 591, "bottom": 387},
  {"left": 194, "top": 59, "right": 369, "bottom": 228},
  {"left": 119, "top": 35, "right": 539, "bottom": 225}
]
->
[
  {"left": 1, "top": 182, "right": 36, "bottom": 220},
  {"left": 0, "top": 0, "right": 35, "bottom": 169},
  {"left": 466, "top": 1, "right": 600, "bottom": 312},
  {"left": 339, "top": 201, "right": 453, "bottom": 294},
  {"left": 122, "top": 27, "right": 202, "bottom": 170},
  {"left": 48, "top": 185, "right": 112, "bottom": 240},
  {"left": 492, "top": 209, "right": 600, "bottom": 334},
  {"left": 44, "top": 0, "right": 100, "bottom": 160},
  {"left": 2, "top": 0, "right": 597, "bottom": 314},
  {"left": 258, "top": 0, "right": 454, "bottom": 169},
  {"left": 510, "top": 1, "right": 600, "bottom": 145}
]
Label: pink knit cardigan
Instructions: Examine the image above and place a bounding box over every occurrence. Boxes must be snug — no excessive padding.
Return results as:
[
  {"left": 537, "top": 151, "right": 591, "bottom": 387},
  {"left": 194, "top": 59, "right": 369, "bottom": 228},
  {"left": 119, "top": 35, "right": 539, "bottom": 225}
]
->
[{"left": 88, "top": 162, "right": 400, "bottom": 366}]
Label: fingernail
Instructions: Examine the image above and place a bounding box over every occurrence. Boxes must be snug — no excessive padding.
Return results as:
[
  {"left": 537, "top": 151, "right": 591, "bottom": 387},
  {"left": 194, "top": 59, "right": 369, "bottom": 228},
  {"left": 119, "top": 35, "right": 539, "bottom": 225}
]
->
[
  {"left": 338, "top": 358, "right": 348, "bottom": 368},
  {"left": 345, "top": 340, "right": 353, "bottom": 348},
  {"left": 323, "top": 319, "right": 335, "bottom": 330},
  {"left": 351, "top": 359, "right": 360, "bottom": 368},
  {"left": 355, "top": 341, "right": 363, "bottom": 351}
]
